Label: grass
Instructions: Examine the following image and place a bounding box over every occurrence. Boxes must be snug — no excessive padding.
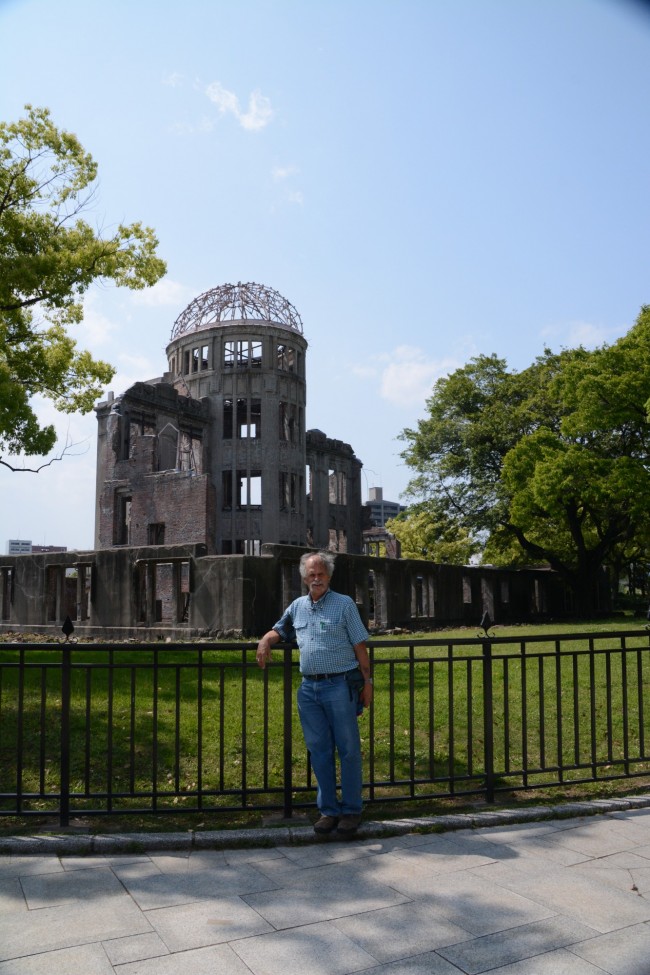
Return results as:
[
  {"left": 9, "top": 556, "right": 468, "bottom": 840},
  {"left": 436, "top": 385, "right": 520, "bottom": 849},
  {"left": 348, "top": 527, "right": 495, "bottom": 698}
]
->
[{"left": 1, "top": 617, "right": 649, "bottom": 833}]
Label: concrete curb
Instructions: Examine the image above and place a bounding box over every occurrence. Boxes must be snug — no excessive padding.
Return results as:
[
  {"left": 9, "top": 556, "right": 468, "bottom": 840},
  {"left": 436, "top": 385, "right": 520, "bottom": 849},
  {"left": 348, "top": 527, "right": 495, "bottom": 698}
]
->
[{"left": 2, "top": 794, "right": 650, "bottom": 856}]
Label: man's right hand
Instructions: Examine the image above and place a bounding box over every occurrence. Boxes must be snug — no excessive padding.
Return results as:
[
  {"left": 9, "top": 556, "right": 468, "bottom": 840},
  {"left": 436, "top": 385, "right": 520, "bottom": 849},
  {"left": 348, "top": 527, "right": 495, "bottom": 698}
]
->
[{"left": 256, "top": 638, "right": 273, "bottom": 669}]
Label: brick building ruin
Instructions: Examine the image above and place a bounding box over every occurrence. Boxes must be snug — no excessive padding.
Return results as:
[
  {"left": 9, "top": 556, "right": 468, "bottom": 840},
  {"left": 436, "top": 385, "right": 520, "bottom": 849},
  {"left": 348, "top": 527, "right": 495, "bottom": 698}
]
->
[{"left": 95, "top": 282, "right": 363, "bottom": 556}]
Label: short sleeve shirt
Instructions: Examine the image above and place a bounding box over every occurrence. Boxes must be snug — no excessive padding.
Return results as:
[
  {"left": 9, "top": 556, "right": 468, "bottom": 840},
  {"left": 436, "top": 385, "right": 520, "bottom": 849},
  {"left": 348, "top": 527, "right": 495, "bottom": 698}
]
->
[{"left": 273, "top": 588, "right": 369, "bottom": 675}]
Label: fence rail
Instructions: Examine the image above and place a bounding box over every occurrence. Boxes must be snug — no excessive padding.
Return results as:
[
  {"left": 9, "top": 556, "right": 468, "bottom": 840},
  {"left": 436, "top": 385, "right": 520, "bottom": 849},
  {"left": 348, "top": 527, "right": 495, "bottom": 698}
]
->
[{"left": 2, "top": 630, "right": 650, "bottom": 826}]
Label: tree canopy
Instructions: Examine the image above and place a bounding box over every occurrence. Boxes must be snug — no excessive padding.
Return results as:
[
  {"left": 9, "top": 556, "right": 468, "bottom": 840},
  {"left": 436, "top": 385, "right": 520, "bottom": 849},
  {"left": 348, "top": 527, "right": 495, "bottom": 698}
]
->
[
  {"left": 0, "top": 105, "right": 167, "bottom": 464},
  {"left": 386, "top": 498, "right": 480, "bottom": 564},
  {"left": 399, "top": 307, "right": 650, "bottom": 615}
]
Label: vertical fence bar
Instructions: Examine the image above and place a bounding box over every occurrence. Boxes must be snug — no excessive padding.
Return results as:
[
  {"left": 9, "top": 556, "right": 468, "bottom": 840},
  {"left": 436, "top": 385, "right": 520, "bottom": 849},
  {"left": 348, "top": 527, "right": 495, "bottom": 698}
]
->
[
  {"left": 409, "top": 643, "right": 416, "bottom": 797},
  {"left": 129, "top": 667, "right": 136, "bottom": 794},
  {"left": 621, "top": 646, "right": 629, "bottom": 775},
  {"left": 16, "top": 649, "right": 25, "bottom": 815},
  {"left": 447, "top": 647, "right": 455, "bottom": 792},
  {"left": 39, "top": 667, "right": 47, "bottom": 795},
  {"left": 589, "top": 640, "right": 597, "bottom": 778},
  {"left": 503, "top": 657, "right": 510, "bottom": 774},
  {"left": 219, "top": 668, "right": 225, "bottom": 791},
  {"left": 482, "top": 638, "right": 495, "bottom": 803},
  {"left": 637, "top": 649, "right": 645, "bottom": 757},
  {"left": 152, "top": 648, "right": 159, "bottom": 812},
  {"left": 521, "top": 641, "right": 528, "bottom": 788},
  {"left": 241, "top": 649, "right": 248, "bottom": 809},
  {"left": 428, "top": 658, "right": 435, "bottom": 779},
  {"left": 555, "top": 639, "right": 564, "bottom": 784},
  {"left": 605, "top": 652, "right": 613, "bottom": 765},
  {"left": 367, "top": 646, "right": 376, "bottom": 801},
  {"left": 389, "top": 660, "right": 396, "bottom": 782},
  {"left": 572, "top": 653, "right": 580, "bottom": 766},
  {"left": 84, "top": 669, "right": 92, "bottom": 795},
  {"left": 282, "top": 645, "right": 294, "bottom": 819},
  {"left": 107, "top": 649, "right": 114, "bottom": 812},
  {"left": 466, "top": 658, "right": 474, "bottom": 777},
  {"left": 59, "top": 645, "right": 71, "bottom": 827},
  {"left": 538, "top": 655, "right": 546, "bottom": 769},
  {"left": 175, "top": 665, "right": 181, "bottom": 795},
  {"left": 197, "top": 648, "right": 203, "bottom": 810}
]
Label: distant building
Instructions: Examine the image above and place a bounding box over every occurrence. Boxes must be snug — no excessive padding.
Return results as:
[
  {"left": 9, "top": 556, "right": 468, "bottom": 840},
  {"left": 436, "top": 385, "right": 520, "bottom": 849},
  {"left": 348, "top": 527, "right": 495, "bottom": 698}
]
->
[
  {"left": 6, "top": 540, "right": 66, "bottom": 556},
  {"left": 361, "top": 489, "right": 405, "bottom": 558},
  {"left": 363, "top": 487, "right": 405, "bottom": 528},
  {"left": 6, "top": 541, "right": 67, "bottom": 555},
  {"left": 6, "top": 540, "right": 32, "bottom": 555}
]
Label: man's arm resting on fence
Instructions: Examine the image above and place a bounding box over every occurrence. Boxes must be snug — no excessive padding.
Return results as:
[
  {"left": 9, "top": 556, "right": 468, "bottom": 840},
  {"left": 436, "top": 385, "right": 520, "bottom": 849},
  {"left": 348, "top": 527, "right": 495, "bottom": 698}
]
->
[{"left": 256, "top": 630, "right": 282, "bottom": 669}]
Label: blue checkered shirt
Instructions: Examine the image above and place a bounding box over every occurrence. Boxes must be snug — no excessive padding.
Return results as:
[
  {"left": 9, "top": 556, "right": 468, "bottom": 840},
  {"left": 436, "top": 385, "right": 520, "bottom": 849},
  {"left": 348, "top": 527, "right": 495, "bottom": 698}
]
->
[{"left": 273, "top": 588, "right": 369, "bottom": 675}]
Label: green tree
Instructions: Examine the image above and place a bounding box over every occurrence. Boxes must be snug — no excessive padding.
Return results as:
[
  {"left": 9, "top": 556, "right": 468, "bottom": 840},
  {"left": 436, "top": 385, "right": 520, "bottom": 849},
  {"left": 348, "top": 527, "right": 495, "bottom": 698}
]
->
[
  {"left": 386, "top": 500, "right": 479, "bottom": 564},
  {"left": 399, "top": 312, "right": 650, "bottom": 616},
  {"left": 0, "top": 105, "right": 166, "bottom": 465},
  {"left": 400, "top": 348, "right": 574, "bottom": 545}
]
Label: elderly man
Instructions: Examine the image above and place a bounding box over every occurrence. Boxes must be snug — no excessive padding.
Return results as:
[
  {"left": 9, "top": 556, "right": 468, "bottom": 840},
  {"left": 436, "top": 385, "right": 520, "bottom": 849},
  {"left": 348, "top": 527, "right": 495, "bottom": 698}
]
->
[{"left": 256, "top": 551, "right": 373, "bottom": 837}]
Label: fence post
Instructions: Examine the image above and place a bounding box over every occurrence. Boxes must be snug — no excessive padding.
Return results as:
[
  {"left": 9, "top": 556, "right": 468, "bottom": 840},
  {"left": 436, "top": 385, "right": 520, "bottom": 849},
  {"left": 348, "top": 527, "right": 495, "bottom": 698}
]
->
[
  {"left": 59, "top": 645, "right": 71, "bottom": 827},
  {"left": 282, "top": 645, "right": 294, "bottom": 819},
  {"left": 481, "top": 638, "right": 495, "bottom": 804}
]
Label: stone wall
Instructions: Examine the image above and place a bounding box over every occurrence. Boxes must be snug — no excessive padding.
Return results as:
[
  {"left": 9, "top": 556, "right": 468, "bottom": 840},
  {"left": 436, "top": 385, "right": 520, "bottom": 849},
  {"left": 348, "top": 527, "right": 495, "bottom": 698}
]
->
[{"left": 0, "top": 544, "right": 606, "bottom": 640}]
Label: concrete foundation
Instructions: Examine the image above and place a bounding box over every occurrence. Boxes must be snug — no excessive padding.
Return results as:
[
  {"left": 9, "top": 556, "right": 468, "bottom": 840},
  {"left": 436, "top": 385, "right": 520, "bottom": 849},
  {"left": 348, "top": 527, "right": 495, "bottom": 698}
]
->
[{"left": 0, "top": 543, "right": 605, "bottom": 640}]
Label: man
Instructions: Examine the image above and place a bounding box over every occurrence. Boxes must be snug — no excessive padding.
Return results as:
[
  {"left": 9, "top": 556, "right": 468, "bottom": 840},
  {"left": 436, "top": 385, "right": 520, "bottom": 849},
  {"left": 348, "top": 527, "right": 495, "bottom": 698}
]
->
[{"left": 256, "top": 551, "right": 373, "bottom": 837}]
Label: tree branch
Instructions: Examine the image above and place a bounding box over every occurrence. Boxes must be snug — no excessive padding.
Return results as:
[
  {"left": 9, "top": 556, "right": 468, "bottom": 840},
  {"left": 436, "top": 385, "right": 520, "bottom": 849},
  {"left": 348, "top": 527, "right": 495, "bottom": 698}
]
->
[{"left": 0, "top": 436, "right": 90, "bottom": 473}]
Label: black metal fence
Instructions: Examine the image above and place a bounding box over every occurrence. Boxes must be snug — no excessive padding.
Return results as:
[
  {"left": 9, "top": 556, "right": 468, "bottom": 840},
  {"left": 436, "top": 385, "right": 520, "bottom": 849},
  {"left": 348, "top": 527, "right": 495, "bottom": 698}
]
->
[{"left": 2, "top": 630, "right": 650, "bottom": 826}]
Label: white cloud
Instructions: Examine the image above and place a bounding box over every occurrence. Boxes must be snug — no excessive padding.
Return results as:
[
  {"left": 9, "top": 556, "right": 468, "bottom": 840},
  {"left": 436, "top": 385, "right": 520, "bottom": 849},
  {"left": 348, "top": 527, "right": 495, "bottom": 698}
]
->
[
  {"left": 206, "top": 81, "right": 240, "bottom": 115},
  {"left": 96, "top": 354, "right": 164, "bottom": 403},
  {"left": 352, "top": 346, "right": 459, "bottom": 409},
  {"left": 162, "top": 71, "right": 184, "bottom": 88},
  {"left": 240, "top": 89, "right": 273, "bottom": 131},
  {"left": 270, "top": 164, "right": 303, "bottom": 206},
  {"left": 205, "top": 81, "right": 273, "bottom": 131},
  {"left": 272, "top": 164, "right": 300, "bottom": 181},
  {"left": 129, "top": 278, "right": 193, "bottom": 308},
  {"left": 79, "top": 294, "right": 117, "bottom": 349}
]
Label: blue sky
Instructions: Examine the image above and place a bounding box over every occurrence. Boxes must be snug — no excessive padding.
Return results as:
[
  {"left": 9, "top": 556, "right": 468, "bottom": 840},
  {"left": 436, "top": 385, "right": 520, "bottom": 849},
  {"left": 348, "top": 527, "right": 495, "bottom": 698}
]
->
[{"left": 1, "top": 0, "right": 650, "bottom": 550}]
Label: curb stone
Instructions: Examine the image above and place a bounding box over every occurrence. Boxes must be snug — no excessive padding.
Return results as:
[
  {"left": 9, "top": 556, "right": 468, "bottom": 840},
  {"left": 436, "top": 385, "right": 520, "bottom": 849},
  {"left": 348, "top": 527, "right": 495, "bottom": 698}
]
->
[{"left": 1, "top": 794, "right": 650, "bottom": 856}]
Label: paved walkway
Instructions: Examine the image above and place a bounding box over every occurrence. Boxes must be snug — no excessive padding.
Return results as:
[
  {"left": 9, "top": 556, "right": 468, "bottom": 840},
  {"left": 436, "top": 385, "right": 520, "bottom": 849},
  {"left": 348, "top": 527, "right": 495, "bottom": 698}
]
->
[{"left": 2, "top": 797, "right": 650, "bottom": 974}]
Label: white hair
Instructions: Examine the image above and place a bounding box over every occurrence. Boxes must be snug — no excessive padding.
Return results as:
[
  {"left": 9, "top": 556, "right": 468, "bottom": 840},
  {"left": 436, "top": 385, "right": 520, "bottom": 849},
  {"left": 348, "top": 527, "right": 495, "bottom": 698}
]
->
[{"left": 299, "top": 550, "right": 336, "bottom": 580}]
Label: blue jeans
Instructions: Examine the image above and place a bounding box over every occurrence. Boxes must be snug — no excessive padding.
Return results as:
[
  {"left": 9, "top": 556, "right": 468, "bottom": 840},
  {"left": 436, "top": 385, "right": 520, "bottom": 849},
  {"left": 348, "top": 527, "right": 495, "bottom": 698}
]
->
[{"left": 297, "top": 673, "right": 363, "bottom": 817}]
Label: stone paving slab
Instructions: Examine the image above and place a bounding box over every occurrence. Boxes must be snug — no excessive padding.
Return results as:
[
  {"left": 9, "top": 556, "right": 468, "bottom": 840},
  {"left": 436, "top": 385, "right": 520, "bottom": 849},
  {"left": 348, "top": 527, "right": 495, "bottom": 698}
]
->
[
  {"left": 436, "top": 916, "right": 598, "bottom": 974},
  {"left": 477, "top": 948, "right": 614, "bottom": 974},
  {"left": 331, "top": 900, "right": 472, "bottom": 962},
  {"left": 0, "top": 897, "right": 152, "bottom": 963},
  {"left": 500, "top": 869, "right": 650, "bottom": 933},
  {"left": 116, "top": 943, "right": 254, "bottom": 975},
  {"left": 2, "top": 797, "right": 650, "bottom": 974},
  {"left": 230, "top": 919, "right": 379, "bottom": 975},
  {"left": 101, "top": 932, "right": 170, "bottom": 966},
  {"left": 568, "top": 921, "right": 650, "bottom": 975},
  {"left": 0, "top": 943, "right": 117, "bottom": 975},
  {"left": 145, "top": 894, "right": 275, "bottom": 951},
  {"left": 20, "top": 864, "right": 126, "bottom": 909}
]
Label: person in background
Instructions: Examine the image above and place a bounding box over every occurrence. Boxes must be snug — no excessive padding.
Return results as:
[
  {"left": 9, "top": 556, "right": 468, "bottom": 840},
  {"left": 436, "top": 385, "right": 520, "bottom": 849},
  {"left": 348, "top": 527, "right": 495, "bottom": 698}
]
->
[{"left": 256, "top": 551, "right": 373, "bottom": 837}]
